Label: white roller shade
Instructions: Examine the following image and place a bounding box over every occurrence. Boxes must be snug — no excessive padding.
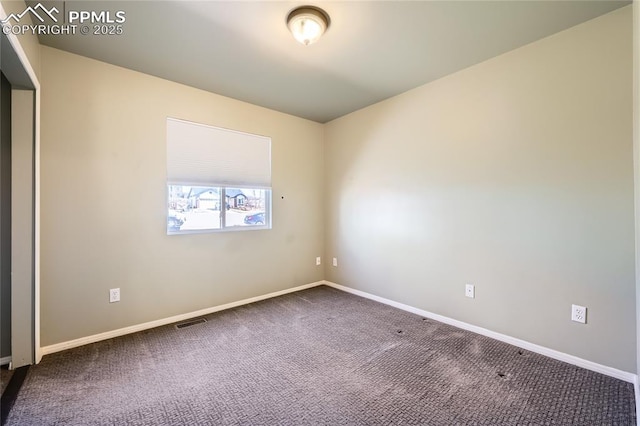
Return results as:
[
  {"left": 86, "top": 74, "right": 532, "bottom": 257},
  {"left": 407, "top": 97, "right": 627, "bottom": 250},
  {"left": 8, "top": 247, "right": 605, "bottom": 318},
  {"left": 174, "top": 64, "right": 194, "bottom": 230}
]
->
[{"left": 167, "top": 118, "right": 271, "bottom": 187}]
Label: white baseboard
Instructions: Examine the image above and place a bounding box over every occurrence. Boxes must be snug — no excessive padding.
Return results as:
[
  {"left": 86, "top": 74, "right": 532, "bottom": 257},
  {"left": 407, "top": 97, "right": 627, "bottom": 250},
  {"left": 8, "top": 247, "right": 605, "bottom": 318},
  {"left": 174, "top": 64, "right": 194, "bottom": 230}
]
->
[
  {"left": 324, "top": 281, "right": 637, "bottom": 384},
  {"left": 41, "top": 281, "right": 325, "bottom": 356},
  {"left": 39, "top": 279, "right": 638, "bottom": 386},
  {"left": 0, "top": 356, "right": 11, "bottom": 366}
]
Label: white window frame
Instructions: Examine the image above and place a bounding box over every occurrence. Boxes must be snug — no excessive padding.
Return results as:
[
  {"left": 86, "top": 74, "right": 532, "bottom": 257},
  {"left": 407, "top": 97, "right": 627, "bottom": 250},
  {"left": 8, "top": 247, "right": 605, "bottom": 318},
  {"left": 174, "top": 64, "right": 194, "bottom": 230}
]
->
[{"left": 166, "top": 118, "right": 272, "bottom": 235}]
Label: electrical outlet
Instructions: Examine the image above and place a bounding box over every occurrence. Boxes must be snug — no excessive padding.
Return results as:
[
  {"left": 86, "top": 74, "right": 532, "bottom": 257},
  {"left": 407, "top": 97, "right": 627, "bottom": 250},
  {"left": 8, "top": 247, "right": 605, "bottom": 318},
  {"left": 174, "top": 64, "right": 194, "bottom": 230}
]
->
[
  {"left": 571, "top": 304, "right": 586, "bottom": 324},
  {"left": 316, "top": 257, "right": 321, "bottom": 266},
  {"left": 332, "top": 257, "right": 338, "bottom": 267},
  {"left": 109, "top": 288, "right": 120, "bottom": 303},
  {"left": 465, "top": 284, "right": 475, "bottom": 299}
]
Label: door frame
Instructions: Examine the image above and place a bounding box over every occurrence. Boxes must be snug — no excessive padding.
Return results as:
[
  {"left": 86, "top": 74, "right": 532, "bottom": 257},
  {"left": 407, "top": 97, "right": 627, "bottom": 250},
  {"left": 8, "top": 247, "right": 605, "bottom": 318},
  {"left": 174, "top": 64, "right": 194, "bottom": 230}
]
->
[{"left": 0, "top": 2, "right": 41, "bottom": 365}]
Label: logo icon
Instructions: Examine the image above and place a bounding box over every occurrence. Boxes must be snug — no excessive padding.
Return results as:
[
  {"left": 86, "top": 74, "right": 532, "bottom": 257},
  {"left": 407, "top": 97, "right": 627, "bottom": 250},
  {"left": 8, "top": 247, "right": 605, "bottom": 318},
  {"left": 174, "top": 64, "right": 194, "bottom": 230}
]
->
[{"left": 1, "top": 3, "right": 58, "bottom": 24}]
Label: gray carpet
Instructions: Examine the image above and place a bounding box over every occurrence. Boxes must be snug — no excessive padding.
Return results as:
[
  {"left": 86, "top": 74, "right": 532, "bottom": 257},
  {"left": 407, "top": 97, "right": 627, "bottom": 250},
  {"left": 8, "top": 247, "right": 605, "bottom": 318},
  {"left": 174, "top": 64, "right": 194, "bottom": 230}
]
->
[{"left": 5, "top": 285, "right": 636, "bottom": 425}]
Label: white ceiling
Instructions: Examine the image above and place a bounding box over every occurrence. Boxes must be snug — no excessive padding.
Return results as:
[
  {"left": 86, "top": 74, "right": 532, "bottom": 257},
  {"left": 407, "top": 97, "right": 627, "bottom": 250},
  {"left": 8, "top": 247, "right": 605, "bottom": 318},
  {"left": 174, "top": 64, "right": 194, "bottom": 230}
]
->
[{"left": 31, "top": 1, "right": 629, "bottom": 123}]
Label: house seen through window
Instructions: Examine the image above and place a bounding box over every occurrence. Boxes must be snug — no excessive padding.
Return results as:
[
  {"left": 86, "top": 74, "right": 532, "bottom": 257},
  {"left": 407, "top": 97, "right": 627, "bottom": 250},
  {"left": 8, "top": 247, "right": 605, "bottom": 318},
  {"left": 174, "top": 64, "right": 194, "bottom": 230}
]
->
[{"left": 167, "top": 186, "right": 269, "bottom": 231}]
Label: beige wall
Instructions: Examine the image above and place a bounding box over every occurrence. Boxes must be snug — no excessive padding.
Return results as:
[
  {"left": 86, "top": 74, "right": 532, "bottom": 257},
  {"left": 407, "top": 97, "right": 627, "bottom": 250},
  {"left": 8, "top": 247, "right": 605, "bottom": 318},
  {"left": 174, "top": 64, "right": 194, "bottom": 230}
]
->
[
  {"left": 39, "top": 46, "right": 324, "bottom": 346},
  {"left": 325, "top": 7, "right": 635, "bottom": 372},
  {"left": 634, "top": 0, "right": 640, "bottom": 380},
  {"left": 36, "top": 5, "right": 638, "bottom": 373}
]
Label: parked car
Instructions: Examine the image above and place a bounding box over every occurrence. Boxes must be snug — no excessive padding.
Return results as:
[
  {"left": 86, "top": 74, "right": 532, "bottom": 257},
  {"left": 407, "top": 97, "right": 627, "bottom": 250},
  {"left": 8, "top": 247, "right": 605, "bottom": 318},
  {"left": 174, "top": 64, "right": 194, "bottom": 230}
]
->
[
  {"left": 243, "top": 212, "right": 265, "bottom": 225},
  {"left": 168, "top": 210, "right": 186, "bottom": 230}
]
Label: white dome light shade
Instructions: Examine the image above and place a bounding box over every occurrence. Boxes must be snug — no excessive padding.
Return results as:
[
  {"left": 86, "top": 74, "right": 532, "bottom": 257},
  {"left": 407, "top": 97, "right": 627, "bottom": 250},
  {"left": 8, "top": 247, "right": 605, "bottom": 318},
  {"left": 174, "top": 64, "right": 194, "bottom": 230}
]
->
[{"left": 287, "top": 6, "right": 330, "bottom": 46}]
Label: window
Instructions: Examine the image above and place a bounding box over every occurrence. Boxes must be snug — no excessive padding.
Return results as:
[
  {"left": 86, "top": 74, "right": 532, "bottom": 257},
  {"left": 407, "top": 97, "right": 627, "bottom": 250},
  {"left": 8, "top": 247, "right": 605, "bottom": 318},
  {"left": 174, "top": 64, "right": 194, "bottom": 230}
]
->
[{"left": 166, "top": 118, "right": 271, "bottom": 234}]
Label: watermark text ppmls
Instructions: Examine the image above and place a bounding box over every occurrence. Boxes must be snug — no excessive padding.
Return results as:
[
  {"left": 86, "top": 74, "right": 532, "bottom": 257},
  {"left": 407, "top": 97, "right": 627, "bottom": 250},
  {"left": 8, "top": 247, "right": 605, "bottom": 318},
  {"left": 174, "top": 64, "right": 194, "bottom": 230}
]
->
[{"left": 1, "top": 2, "right": 127, "bottom": 36}]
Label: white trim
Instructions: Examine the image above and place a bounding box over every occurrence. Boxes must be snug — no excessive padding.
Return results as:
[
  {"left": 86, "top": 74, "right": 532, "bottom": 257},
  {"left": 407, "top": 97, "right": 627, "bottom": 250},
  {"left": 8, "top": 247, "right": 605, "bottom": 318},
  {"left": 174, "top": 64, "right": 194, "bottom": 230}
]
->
[
  {"left": 0, "top": 356, "right": 11, "bottom": 366},
  {"left": 41, "top": 281, "right": 324, "bottom": 356},
  {"left": 632, "top": 0, "right": 639, "bottom": 421},
  {"left": 34, "top": 88, "right": 41, "bottom": 364},
  {"left": 324, "top": 281, "right": 637, "bottom": 384},
  {"left": 0, "top": 3, "right": 42, "bottom": 365}
]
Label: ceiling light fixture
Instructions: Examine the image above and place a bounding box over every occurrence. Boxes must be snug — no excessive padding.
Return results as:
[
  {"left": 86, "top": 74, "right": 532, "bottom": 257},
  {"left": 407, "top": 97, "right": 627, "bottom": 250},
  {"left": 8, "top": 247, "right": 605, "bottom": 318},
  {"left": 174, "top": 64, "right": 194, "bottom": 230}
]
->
[{"left": 287, "top": 6, "right": 330, "bottom": 46}]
